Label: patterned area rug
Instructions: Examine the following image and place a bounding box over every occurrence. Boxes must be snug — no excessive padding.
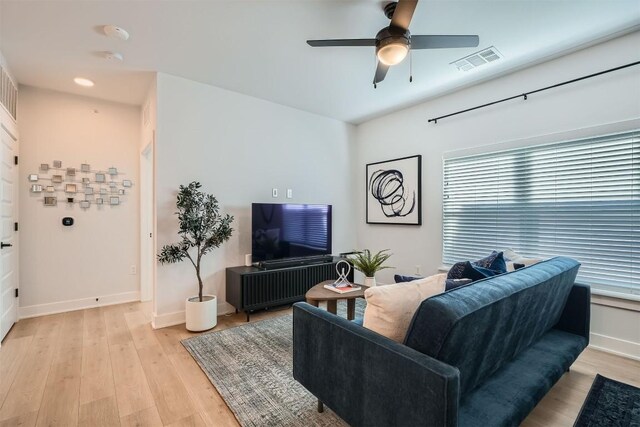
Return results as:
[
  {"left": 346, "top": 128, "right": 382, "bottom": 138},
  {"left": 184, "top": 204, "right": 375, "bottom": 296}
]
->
[
  {"left": 182, "top": 301, "right": 365, "bottom": 427},
  {"left": 574, "top": 374, "right": 640, "bottom": 426}
]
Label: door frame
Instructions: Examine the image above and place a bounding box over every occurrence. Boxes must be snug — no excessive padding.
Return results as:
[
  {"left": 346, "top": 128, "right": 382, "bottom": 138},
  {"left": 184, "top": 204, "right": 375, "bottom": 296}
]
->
[{"left": 140, "top": 135, "right": 156, "bottom": 307}]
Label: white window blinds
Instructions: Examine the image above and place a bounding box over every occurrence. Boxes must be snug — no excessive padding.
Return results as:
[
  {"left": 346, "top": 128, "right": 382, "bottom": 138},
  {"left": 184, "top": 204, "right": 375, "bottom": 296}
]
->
[{"left": 443, "top": 130, "right": 639, "bottom": 298}]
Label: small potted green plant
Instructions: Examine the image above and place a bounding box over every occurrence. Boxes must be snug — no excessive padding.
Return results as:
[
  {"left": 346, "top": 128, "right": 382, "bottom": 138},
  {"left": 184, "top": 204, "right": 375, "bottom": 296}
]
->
[
  {"left": 158, "top": 182, "right": 233, "bottom": 331},
  {"left": 349, "top": 249, "right": 392, "bottom": 287}
]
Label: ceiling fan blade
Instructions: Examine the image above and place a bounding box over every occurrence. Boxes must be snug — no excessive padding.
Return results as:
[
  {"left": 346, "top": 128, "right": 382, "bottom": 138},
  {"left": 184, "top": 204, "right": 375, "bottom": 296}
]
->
[
  {"left": 373, "top": 61, "right": 390, "bottom": 84},
  {"left": 390, "top": 0, "right": 418, "bottom": 31},
  {"left": 411, "top": 35, "right": 480, "bottom": 49},
  {"left": 307, "top": 39, "right": 376, "bottom": 47}
]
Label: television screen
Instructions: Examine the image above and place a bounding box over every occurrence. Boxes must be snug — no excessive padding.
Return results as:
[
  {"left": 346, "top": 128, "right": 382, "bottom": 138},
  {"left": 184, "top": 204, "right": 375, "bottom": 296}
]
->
[{"left": 251, "top": 203, "right": 332, "bottom": 262}]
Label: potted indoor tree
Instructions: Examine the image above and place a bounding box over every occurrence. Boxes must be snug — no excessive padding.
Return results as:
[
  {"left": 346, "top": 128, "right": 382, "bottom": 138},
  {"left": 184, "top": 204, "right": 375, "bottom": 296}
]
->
[
  {"left": 158, "top": 182, "right": 234, "bottom": 331},
  {"left": 350, "top": 249, "right": 392, "bottom": 287}
]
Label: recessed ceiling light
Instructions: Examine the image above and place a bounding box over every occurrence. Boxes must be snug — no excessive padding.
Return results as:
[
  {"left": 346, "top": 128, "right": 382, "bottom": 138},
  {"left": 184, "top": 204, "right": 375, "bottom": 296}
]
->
[
  {"left": 74, "top": 77, "right": 95, "bottom": 87},
  {"left": 103, "top": 25, "right": 130, "bottom": 41},
  {"left": 102, "top": 51, "right": 124, "bottom": 62}
]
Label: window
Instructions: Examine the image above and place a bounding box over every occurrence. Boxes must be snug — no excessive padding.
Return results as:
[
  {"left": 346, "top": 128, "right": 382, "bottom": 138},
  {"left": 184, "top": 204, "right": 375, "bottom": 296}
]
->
[{"left": 443, "top": 130, "right": 639, "bottom": 298}]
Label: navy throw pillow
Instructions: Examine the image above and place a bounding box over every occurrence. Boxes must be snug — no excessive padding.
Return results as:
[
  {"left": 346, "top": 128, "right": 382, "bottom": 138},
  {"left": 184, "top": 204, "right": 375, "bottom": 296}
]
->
[
  {"left": 473, "top": 251, "right": 507, "bottom": 274},
  {"left": 447, "top": 261, "right": 487, "bottom": 281},
  {"left": 394, "top": 274, "right": 423, "bottom": 283},
  {"left": 513, "top": 263, "right": 526, "bottom": 270},
  {"left": 445, "top": 278, "right": 473, "bottom": 291}
]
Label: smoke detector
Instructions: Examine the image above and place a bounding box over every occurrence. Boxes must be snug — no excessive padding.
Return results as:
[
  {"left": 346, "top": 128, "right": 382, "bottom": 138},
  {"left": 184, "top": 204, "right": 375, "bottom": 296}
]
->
[
  {"left": 452, "top": 46, "right": 502, "bottom": 71},
  {"left": 103, "top": 25, "right": 130, "bottom": 41}
]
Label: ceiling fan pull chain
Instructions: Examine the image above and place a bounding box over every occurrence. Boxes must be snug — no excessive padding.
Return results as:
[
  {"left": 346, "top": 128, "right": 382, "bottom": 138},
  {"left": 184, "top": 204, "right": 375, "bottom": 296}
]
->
[{"left": 409, "top": 49, "right": 413, "bottom": 83}]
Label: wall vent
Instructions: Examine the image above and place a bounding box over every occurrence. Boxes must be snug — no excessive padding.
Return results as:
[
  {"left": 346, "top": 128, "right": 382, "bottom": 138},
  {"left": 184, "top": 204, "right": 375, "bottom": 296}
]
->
[
  {"left": 0, "top": 65, "right": 18, "bottom": 119},
  {"left": 451, "top": 46, "right": 503, "bottom": 72}
]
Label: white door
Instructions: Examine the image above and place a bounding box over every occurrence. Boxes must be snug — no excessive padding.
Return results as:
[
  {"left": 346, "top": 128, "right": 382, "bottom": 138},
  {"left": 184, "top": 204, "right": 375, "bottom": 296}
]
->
[{"left": 0, "top": 125, "right": 17, "bottom": 341}]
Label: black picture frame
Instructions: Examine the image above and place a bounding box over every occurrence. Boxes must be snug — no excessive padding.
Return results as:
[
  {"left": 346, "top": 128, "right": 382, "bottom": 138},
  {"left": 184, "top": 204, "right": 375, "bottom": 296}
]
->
[{"left": 366, "top": 154, "right": 422, "bottom": 225}]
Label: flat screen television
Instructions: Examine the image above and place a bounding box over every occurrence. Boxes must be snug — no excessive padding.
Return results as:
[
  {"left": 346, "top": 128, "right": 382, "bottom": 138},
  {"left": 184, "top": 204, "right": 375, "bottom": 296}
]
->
[{"left": 251, "top": 203, "right": 332, "bottom": 262}]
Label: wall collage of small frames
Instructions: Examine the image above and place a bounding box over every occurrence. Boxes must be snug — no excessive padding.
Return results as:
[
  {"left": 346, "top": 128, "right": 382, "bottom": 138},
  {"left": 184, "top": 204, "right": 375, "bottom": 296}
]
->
[{"left": 29, "top": 161, "right": 133, "bottom": 209}]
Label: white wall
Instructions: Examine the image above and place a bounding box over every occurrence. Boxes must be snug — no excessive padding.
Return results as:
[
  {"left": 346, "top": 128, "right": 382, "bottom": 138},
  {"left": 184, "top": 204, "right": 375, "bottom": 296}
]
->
[
  {"left": 153, "top": 73, "right": 356, "bottom": 327},
  {"left": 18, "top": 86, "right": 141, "bottom": 317},
  {"left": 354, "top": 31, "right": 640, "bottom": 359}
]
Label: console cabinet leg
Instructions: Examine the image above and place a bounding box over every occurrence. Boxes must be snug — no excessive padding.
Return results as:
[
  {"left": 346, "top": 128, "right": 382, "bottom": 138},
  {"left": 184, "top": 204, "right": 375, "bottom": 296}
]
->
[
  {"left": 317, "top": 399, "right": 324, "bottom": 413},
  {"left": 246, "top": 311, "right": 250, "bottom": 322}
]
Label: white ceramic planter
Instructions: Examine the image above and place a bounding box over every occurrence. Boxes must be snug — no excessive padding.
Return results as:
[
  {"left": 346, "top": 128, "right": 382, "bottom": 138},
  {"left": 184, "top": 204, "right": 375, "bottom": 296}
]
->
[
  {"left": 185, "top": 295, "right": 217, "bottom": 331},
  {"left": 364, "top": 276, "right": 377, "bottom": 287}
]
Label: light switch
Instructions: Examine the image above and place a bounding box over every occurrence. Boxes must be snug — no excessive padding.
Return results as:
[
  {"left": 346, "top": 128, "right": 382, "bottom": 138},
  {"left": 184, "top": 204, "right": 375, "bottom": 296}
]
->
[
  {"left": 286, "top": 189, "right": 293, "bottom": 199},
  {"left": 272, "top": 188, "right": 278, "bottom": 198}
]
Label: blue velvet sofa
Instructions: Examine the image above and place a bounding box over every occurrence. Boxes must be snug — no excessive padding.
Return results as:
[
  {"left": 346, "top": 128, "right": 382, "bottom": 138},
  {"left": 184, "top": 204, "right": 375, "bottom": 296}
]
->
[{"left": 293, "top": 257, "right": 590, "bottom": 426}]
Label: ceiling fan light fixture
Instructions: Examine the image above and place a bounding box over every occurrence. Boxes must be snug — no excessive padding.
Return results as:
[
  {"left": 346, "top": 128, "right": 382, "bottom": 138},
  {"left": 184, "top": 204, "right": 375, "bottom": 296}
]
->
[{"left": 377, "top": 42, "right": 409, "bottom": 66}]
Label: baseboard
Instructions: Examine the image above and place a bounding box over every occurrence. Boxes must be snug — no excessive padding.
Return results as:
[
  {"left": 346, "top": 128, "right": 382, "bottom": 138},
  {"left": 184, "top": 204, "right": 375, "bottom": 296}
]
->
[
  {"left": 152, "top": 301, "right": 235, "bottom": 329},
  {"left": 589, "top": 332, "right": 640, "bottom": 361},
  {"left": 19, "top": 291, "right": 141, "bottom": 319}
]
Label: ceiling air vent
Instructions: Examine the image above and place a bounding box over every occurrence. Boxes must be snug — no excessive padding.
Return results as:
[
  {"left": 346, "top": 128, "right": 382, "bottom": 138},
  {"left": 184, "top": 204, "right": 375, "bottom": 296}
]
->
[{"left": 451, "top": 46, "right": 502, "bottom": 72}]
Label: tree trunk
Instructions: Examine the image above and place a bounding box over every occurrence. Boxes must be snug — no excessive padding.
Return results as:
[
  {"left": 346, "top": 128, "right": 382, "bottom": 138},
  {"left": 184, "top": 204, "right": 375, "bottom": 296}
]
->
[{"left": 196, "top": 266, "right": 203, "bottom": 302}]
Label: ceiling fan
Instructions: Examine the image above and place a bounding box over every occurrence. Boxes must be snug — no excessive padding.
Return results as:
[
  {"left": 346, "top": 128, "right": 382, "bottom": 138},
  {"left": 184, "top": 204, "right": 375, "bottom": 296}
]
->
[{"left": 307, "top": 0, "right": 480, "bottom": 87}]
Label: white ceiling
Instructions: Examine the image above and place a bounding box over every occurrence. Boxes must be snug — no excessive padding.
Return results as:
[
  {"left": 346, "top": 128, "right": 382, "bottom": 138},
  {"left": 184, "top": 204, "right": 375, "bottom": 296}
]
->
[{"left": 1, "top": 0, "right": 639, "bottom": 124}]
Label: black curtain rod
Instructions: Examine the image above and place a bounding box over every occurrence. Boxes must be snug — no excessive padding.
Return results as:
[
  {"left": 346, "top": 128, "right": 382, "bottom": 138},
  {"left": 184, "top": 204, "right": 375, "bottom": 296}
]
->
[{"left": 427, "top": 60, "right": 640, "bottom": 124}]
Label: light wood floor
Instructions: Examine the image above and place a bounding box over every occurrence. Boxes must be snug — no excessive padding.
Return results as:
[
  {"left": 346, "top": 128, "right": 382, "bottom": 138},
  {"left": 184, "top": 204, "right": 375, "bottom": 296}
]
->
[{"left": 0, "top": 301, "right": 638, "bottom": 427}]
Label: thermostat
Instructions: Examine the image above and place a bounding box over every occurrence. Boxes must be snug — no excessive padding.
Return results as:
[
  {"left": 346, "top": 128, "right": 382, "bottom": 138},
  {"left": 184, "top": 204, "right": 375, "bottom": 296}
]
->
[{"left": 62, "top": 217, "right": 74, "bottom": 226}]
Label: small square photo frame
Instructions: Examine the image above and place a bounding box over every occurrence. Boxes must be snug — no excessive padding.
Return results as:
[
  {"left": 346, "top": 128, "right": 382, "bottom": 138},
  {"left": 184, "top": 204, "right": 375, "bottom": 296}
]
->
[
  {"left": 100, "top": 188, "right": 108, "bottom": 195},
  {"left": 80, "top": 201, "right": 90, "bottom": 209},
  {"left": 123, "top": 180, "right": 132, "bottom": 188},
  {"left": 44, "top": 197, "right": 57, "bottom": 206},
  {"left": 82, "top": 178, "right": 90, "bottom": 184},
  {"left": 31, "top": 184, "right": 43, "bottom": 193},
  {"left": 81, "top": 164, "right": 91, "bottom": 172},
  {"left": 109, "top": 181, "right": 117, "bottom": 188},
  {"left": 53, "top": 160, "right": 62, "bottom": 168},
  {"left": 40, "top": 164, "right": 49, "bottom": 172},
  {"left": 109, "top": 196, "right": 120, "bottom": 205},
  {"left": 85, "top": 187, "right": 94, "bottom": 195},
  {"left": 66, "top": 168, "right": 76, "bottom": 176},
  {"left": 95, "top": 173, "right": 105, "bottom": 183},
  {"left": 46, "top": 186, "right": 55, "bottom": 193},
  {"left": 65, "top": 184, "right": 77, "bottom": 193},
  {"left": 28, "top": 174, "right": 38, "bottom": 182},
  {"left": 52, "top": 175, "right": 63, "bottom": 184},
  {"left": 108, "top": 167, "right": 118, "bottom": 175},
  {"left": 67, "top": 197, "right": 74, "bottom": 203}
]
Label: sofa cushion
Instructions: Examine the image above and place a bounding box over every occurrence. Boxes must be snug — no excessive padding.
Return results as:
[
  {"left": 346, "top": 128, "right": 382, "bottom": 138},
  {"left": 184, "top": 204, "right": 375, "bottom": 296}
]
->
[
  {"left": 446, "top": 261, "right": 487, "bottom": 281},
  {"left": 458, "top": 329, "right": 587, "bottom": 427},
  {"left": 473, "top": 251, "right": 507, "bottom": 273},
  {"left": 404, "top": 257, "right": 580, "bottom": 396},
  {"left": 363, "top": 274, "right": 446, "bottom": 342},
  {"left": 394, "top": 274, "right": 423, "bottom": 283},
  {"left": 445, "top": 278, "right": 473, "bottom": 291}
]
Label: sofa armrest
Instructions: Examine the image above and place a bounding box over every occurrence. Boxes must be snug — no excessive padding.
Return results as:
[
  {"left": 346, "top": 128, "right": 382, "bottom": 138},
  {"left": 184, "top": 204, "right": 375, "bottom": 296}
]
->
[
  {"left": 555, "top": 283, "right": 591, "bottom": 342},
  {"left": 293, "top": 302, "right": 460, "bottom": 427}
]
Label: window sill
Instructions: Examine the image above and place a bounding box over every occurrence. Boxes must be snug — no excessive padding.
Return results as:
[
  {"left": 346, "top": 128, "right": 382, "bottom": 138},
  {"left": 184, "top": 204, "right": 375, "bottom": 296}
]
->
[{"left": 591, "top": 290, "right": 640, "bottom": 313}]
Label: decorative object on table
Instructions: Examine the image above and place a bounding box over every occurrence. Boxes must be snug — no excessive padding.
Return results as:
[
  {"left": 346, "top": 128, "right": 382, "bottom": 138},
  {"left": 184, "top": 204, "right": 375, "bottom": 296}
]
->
[
  {"left": 366, "top": 155, "right": 421, "bottom": 225},
  {"left": 40, "top": 163, "right": 49, "bottom": 171},
  {"left": 66, "top": 168, "right": 75, "bottom": 176},
  {"left": 52, "top": 175, "right": 63, "bottom": 183},
  {"left": 158, "top": 181, "right": 234, "bottom": 331},
  {"left": 574, "top": 374, "right": 640, "bottom": 426},
  {"left": 181, "top": 304, "right": 362, "bottom": 427},
  {"left": 81, "top": 163, "right": 90, "bottom": 172},
  {"left": 65, "top": 184, "right": 77, "bottom": 193},
  {"left": 333, "top": 260, "right": 352, "bottom": 287},
  {"left": 53, "top": 160, "right": 62, "bottom": 168},
  {"left": 109, "top": 196, "right": 119, "bottom": 205},
  {"left": 349, "top": 249, "right": 392, "bottom": 287},
  {"left": 30, "top": 184, "right": 43, "bottom": 193},
  {"left": 28, "top": 174, "right": 38, "bottom": 182},
  {"left": 44, "top": 197, "right": 57, "bottom": 206}
]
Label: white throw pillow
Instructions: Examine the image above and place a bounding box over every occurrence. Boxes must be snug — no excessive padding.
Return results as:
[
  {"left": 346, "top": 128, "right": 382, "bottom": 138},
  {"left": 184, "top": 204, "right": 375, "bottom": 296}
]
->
[{"left": 362, "top": 273, "right": 446, "bottom": 342}]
